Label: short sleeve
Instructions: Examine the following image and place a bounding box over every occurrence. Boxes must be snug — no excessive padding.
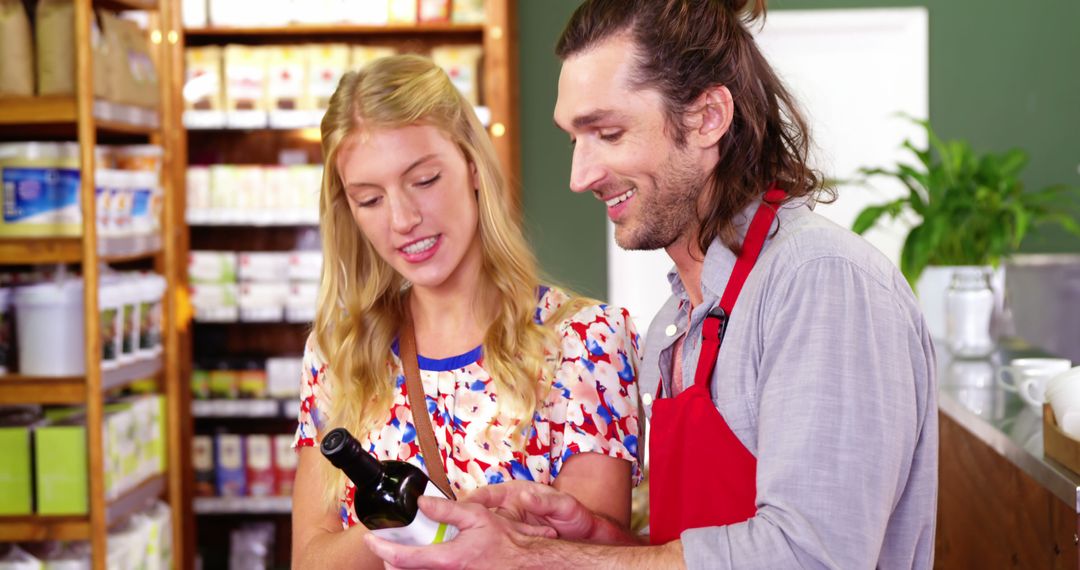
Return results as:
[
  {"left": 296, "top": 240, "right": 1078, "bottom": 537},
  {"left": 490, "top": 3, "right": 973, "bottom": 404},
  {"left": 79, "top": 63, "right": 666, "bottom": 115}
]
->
[
  {"left": 292, "top": 335, "right": 332, "bottom": 449},
  {"left": 551, "top": 304, "right": 643, "bottom": 484}
]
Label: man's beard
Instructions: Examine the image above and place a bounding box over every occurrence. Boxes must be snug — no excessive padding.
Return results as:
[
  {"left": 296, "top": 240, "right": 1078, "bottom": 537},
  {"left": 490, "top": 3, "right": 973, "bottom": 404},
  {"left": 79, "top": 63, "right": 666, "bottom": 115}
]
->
[{"left": 613, "top": 148, "right": 705, "bottom": 251}]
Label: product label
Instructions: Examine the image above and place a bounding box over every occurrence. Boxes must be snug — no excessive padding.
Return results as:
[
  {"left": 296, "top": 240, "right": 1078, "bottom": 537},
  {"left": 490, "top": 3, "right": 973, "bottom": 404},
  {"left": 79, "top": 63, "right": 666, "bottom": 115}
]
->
[
  {"left": 122, "top": 303, "right": 136, "bottom": 355},
  {"left": 2, "top": 167, "right": 80, "bottom": 224},
  {"left": 371, "top": 482, "right": 460, "bottom": 546},
  {"left": 101, "top": 307, "right": 119, "bottom": 362},
  {"left": 131, "top": 187, "right": 152, "bottom": 231}
]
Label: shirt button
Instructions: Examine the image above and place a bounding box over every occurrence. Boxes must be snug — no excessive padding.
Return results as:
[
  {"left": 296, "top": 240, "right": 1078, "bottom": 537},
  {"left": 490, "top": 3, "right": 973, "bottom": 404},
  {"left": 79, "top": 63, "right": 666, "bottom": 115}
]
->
[
  {"left": 642, "top": 393, "right": 653, "bottom": 407},
  {"left": 665, "top": 324, "right": 677, "bottom": 337}
]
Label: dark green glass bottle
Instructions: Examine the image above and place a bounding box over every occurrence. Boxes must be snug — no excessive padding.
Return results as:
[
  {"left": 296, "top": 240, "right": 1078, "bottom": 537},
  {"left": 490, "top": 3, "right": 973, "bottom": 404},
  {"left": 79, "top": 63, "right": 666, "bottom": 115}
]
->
[{"left": 320, "top": 427, "right": 431, "bottom": 530}]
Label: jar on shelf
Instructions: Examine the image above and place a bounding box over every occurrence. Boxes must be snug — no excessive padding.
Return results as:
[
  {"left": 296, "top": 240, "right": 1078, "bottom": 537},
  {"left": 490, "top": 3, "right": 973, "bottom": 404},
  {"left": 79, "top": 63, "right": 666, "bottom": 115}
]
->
[{"left": 945, "top": 266, "right": 996, "bottom": 358}]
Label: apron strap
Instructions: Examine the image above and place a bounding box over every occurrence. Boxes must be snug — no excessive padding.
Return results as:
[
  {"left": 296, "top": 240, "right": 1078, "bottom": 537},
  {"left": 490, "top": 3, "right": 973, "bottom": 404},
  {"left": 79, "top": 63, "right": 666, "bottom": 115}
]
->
[{"left": 694, "top": 187, "right": 786, "bottom": 393}]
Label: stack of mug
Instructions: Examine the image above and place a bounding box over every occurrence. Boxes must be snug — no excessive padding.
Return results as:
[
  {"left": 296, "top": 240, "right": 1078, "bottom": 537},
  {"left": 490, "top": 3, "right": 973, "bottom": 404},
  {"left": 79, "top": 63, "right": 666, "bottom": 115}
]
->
[{"left": 999, "top": 357, "right": 1080, "bottom": 436}]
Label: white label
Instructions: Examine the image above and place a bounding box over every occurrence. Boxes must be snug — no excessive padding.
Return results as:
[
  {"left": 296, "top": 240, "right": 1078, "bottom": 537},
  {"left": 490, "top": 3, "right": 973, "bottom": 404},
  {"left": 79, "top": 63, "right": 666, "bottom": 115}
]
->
[
  {"left": 247, "top": 435, "right": 272, "bottom": 470},
  {"left": 370, "top": 482, "right": 460, "bottom": 546},
  {"left": 193, "top": 436, "right": 213, "bottom": 470}
]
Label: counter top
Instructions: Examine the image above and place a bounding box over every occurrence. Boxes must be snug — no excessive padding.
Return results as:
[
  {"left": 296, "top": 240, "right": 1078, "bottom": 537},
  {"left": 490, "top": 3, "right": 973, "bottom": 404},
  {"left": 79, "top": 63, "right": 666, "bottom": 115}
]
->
[{"left": 937, "top": 337, "right": 1080, "bottom": 512}]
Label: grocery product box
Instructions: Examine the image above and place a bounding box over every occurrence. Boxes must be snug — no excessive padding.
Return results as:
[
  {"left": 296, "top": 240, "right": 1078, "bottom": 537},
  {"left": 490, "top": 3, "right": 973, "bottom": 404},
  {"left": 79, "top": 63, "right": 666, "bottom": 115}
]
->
[
  {"left": 215, "top": 433, "right": 246, "bottom": 497},
  {"left": 266, "top": 356, "right": 302, "bottom": 399},
  {"left": 193, "top": 435, "right": 215, "bottom": 497},
  {"left": 246, "top": 435, "right": 275, "bottom": 497},
  {"left": 237, "top": 252, "right": 290, "bottom": 282},
  {"left": 35, "top": 419, "right": 88, "bottom": 515},
  {"left": 273, "top": 434, "right": 297, "bottom": 496},
  {"left": 188, "top": 251, "right": 237, "bottom": 284},
  {"left": 0, "top": 420, "right": 35, "bottom": 515}
]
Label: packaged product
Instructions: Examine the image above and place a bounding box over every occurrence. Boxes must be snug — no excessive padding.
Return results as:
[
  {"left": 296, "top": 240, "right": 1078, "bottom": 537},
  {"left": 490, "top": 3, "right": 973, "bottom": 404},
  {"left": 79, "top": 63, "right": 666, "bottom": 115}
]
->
[
  {"left": 304, "top": 43, "right": 349, "bottom": 110},
  {"left": 430, "top": 45, "right": 484, "bottom": 106},
  {"left": 100, "top": 11, "right": 160, "bottom": 109},
  {"left": 0, "top": 545, "right": 42, "bottom": 569},
  {"left": 0, "top": 142, "right": 81, "bottom": 238},
  {"left": 184, "top": 46, "right": 225, "bottom": 111},
  {"left": 419, "top": 0, "right": 451, "bottom": 23},
  {"left": 245, "top": 434, "right": 275, "bottom": 497},
  {"left": 224, "top": 45, "right": 267, "bottom": 111},
  {"left": 273, "top": 434, "right": 297, "bottom": 495},
  {"left": 351, "top": 45, "right": 396, "bottom": 71},
  {"left": 0, "top": 0, "right": 34, "bottom": 96},
  {"left": 215, "top": 433, "right": 247, "bottom": 497},
  {"left": 35, "top": 0, "right": 75, "bottom": 96},
  {"left": 451, "top": 0, "right": 485, "bottom": 24},
  {"left": 0, "top": 287, "right": 11, "bottom": 375},
  {"left": 266, "top": 45, "right": 307, "bottom": 111},
  {"left": 193, "top": 435, "right": 215, "bottom": 497},
  {"left": 388, "top": 0, "right": 417, "bottom": 24}
]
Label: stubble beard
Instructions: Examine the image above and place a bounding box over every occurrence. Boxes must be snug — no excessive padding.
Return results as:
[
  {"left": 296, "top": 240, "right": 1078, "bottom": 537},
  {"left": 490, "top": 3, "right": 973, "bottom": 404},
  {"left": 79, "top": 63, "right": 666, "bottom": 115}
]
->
[{"left": 613, "top": 148, "right": 705, "bottom": 251}]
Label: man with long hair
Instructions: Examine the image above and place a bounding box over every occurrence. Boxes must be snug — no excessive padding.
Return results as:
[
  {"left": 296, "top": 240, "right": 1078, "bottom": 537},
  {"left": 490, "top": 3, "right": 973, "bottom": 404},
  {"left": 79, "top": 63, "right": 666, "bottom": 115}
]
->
[{"left": 365, "top": 1, "right": 937, "bottom": 568}]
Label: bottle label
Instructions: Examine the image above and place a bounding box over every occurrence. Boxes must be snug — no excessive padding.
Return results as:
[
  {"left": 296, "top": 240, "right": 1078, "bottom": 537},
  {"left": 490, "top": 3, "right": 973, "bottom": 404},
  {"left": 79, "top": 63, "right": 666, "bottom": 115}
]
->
[{"left": 370, "top": 481, "right": 460, "bottom": 546}]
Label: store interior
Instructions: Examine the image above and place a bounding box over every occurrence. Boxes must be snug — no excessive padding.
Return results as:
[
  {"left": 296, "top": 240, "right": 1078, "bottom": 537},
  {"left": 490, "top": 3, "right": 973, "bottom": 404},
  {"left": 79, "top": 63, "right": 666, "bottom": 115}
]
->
[{"left": 1, "top": 0, "right": 1079, "bottom": 568}]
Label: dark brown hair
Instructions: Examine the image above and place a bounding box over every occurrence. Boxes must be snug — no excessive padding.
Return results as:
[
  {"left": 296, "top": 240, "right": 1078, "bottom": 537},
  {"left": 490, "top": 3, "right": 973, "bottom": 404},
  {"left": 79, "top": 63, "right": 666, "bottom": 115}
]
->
[{"left": 557, "top": 0, "right": 833, "bottom": 254}]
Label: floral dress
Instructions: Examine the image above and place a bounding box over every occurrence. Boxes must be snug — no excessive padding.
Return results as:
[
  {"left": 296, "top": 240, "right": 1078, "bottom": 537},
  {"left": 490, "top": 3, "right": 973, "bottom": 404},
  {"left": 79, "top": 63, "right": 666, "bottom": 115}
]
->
[{"left": 292, "top": 286, "right": 642, "bottom": 528}]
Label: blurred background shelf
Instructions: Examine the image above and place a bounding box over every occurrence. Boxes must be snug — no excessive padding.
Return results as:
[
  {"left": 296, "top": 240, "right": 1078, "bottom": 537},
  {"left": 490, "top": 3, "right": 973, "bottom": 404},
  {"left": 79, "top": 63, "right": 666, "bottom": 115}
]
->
[
  {"left": 0, "top": 356, "right": 161, "bottom": 405},
  {"left": 193, "top": 496, "right": 291, "bottom": 515}
]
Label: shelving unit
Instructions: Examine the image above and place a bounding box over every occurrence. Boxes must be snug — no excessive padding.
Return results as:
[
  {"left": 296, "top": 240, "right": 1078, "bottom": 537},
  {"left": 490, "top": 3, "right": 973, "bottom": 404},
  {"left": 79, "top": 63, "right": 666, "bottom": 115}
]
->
[
  {"left": 171, "top": 2, "right": 519, "bottom": 566},
  {"left": 0, "top": 0, "right": 187, "bottom": 568}
]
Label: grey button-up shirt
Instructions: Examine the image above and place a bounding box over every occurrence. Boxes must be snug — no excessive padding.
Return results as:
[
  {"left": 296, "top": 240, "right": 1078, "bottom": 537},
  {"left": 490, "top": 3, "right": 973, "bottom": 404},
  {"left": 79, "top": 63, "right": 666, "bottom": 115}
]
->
[{"left": 640, "top": 199, "right": 938, "bottom": 569}]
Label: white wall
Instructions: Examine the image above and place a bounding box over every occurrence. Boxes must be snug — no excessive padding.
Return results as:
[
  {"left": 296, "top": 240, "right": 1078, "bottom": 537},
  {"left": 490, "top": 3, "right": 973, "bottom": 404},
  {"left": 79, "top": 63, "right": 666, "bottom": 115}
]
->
[{"left": 606, "top": 8, "right": 930, "bottom": 336}]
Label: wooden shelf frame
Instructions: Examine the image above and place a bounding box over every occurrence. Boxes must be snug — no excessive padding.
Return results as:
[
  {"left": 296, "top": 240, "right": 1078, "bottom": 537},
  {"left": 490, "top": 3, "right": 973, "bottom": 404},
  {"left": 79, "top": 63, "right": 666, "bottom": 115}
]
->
[
  {"left": 185, "top": 22, "right": 483, "bottom": 37},
  {"left": 0, "top": 1, "right": 185, "bottom": 568},
  {"left": 0, "top": 473, "right": 167, "bottom": 542}
]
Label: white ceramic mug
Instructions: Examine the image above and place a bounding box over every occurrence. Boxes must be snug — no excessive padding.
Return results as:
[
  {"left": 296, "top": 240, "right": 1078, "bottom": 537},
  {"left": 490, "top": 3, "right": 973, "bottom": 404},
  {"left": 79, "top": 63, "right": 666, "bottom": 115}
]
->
[
  {"left": 997, "top": 357, "right": 1072, "bottom": 393},
  {"left": 1046, "top": 366, "right": 1080, "bottom": 438}
]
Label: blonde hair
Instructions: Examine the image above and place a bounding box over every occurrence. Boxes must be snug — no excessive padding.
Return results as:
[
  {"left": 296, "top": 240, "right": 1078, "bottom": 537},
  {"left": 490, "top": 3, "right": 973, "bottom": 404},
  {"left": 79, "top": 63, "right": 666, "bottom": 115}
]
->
[{"left": 314, "top": 54, "right": 589, "bottom": 509}]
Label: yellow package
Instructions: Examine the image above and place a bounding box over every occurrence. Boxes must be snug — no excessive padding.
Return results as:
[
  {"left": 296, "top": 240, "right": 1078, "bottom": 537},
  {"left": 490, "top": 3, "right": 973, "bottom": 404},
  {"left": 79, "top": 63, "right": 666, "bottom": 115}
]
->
[
  {"left": 304, "top": 44, "right": 349, "bottom": 110},
  {"left": 431, "top": 45, "right": 483, "bottom": 106},
  {"left": 184, "top": 46, "right": 224, "bottom": 111},
  {"left": 351, "top": 45, "right": 396, "bottom": 72},
  {"left": 224, "top": 45, "right": 268, "bottom": 111}
]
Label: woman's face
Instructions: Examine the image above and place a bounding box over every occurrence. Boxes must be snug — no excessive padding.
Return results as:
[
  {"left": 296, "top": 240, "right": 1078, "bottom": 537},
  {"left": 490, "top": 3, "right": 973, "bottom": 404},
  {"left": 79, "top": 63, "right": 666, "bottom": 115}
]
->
[{"left": 336, "top": 124, "right": 482, "bottom": 293}]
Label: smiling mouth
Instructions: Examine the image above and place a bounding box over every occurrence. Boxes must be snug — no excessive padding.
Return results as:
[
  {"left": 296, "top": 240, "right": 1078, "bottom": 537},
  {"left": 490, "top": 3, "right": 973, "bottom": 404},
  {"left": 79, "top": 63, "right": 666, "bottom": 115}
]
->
[
  {"left": 604, "top": 189, "right": 636, "bottom": 207},
  {"left": 400, "top": 236, "right": 439, "bottom": 255}
]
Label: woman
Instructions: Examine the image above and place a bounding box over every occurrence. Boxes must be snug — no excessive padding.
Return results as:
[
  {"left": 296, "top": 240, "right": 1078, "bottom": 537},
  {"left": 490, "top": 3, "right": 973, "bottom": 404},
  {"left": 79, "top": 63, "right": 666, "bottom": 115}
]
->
[{"left": 290, "top": 54, "right": 641, "bottom": 568}]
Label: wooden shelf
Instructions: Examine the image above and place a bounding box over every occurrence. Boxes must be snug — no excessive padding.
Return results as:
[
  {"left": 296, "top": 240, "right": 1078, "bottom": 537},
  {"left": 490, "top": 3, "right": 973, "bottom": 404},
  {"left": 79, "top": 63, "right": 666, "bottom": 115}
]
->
[
  {"left": 95, "top": 0, "right": 158, "bottom": 11},
  {"left": 0, "top": 96, "right": 77, "bottom": 124},
  {"left": 193, "top": 496, "right": 291, "bottom": 515},
  {"left": 185, "top": 22, "right": 483, "bottom": 38},
  {"left": 0, "top": 474, "right": 166, "bottom": 542},
  {"left": 0, "top": 237, "right": 83, "bottom": 266},
  {"left": 0, "top": 515, "right": 91, "bottom": 542},
  {"left": 0, "top": 356, "right": 162, "bottom": 405},
  {"left": 0, "top": 97, "right": 159, "bottom": 136}
]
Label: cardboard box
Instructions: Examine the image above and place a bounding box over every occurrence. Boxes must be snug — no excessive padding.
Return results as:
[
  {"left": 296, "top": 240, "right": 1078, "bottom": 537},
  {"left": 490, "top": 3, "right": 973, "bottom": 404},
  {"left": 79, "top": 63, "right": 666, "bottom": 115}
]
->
[
  {"left": 0, "top": 423, "right": 34, "bottom": 515},
  {"left": 215, "top": 433, "right": 246, "bottom": 497},
  {"left": 246, "top": 435, "right": 275, "bottom": 497},
  {"left": 35, "top": 421, "right": 88, "bottom": 515}
]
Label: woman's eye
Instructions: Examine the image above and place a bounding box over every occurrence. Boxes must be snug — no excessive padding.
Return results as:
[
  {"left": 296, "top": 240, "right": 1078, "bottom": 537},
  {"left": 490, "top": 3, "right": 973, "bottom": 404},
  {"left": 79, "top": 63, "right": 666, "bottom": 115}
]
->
[
  {"left": 356, "top": 196, "right": 380, "bottom": 208},
  {"left": 416, "top": 174, "right": 441, "bottom": 188}
]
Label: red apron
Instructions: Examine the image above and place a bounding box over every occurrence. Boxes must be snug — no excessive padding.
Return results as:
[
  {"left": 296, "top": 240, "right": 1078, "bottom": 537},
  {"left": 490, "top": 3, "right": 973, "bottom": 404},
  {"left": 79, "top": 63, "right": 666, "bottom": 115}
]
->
[{"left": 648, "top": 188, "right": 786, "bottom": 545}]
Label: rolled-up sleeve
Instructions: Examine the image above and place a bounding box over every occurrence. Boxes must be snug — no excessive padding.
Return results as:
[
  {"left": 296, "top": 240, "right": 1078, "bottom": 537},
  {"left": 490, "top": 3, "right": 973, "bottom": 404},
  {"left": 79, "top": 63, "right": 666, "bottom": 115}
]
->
[{"left": 682, "top": 256, "right": 935, "bottom": 569}]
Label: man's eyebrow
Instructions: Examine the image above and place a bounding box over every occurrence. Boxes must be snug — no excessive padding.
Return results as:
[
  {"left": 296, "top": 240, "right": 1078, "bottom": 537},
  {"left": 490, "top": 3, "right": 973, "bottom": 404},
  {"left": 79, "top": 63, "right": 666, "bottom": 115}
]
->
[
  {"left": 345, "top": 153, "right": 439, "bottom": 188},
  {"left": 554, "top": 110, "right": 621, "bottom": 132}
]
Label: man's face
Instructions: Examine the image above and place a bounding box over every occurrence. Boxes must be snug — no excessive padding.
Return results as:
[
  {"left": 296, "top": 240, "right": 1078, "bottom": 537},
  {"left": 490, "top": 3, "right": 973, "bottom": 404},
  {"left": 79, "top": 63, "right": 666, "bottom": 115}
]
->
[{"left": 554, "top": 34, "right": 710, "bottom": 251}]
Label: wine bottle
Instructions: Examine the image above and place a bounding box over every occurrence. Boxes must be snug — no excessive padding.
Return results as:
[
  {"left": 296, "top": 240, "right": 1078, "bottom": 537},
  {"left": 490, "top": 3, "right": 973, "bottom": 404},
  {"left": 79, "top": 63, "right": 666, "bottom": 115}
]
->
[{"left": 321, "top": 427, "right": 458, "bottom": 545}]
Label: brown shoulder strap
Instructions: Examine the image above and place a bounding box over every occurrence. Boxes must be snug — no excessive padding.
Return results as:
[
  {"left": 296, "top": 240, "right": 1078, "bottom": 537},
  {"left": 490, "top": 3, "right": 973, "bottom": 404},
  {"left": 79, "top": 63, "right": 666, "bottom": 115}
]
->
[{"left": 400, "top": 303, "right": 457, "bottom": 500}]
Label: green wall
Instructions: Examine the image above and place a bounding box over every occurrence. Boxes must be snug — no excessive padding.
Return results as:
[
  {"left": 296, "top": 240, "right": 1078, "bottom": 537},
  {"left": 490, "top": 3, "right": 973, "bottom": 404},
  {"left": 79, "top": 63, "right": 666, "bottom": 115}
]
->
[{"left": 518, "top": 0, "right": 1080, "bottom": 298}]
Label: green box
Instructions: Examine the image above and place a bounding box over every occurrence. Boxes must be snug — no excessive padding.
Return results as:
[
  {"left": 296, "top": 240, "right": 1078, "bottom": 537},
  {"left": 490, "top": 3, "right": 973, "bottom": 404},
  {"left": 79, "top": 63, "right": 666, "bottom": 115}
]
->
[
  {"left": 35, "top": 423, "right": 88, "bottom": 515},
  {"left": 0, "top": 426, "right": 33, "bottom": 515}
]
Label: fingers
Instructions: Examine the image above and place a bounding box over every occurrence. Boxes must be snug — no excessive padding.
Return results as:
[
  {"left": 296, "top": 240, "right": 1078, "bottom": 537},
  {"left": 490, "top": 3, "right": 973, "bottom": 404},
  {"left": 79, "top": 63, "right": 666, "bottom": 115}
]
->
[
  {"left": 509, "top": 520, "right": 557, "bottom": 539},
  {"left": 364, "top": 534, "right": 447, "bottom": 570},
  {"left": 418, "top": 496, "right": 489, "bottom": 529}
]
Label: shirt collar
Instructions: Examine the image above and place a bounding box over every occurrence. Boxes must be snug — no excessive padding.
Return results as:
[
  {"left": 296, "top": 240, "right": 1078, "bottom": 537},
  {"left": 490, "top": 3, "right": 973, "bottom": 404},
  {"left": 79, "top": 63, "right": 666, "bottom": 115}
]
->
[{"left": 666, "top": 195, "right": 793, "bottom": 304}]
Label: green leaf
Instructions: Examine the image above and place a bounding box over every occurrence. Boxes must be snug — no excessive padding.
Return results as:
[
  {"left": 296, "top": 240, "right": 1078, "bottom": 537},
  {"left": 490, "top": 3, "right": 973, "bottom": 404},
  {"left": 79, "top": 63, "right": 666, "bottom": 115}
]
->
[{"left": 852, "top": 205, "right": 889, "bottom": 234}]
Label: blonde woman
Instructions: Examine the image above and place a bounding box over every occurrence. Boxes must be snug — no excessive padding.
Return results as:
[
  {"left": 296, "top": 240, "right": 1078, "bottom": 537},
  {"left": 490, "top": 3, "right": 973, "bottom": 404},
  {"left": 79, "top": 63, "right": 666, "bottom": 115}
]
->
[{"left": 290, "top": 55, "right": 642, "bottom": 568}]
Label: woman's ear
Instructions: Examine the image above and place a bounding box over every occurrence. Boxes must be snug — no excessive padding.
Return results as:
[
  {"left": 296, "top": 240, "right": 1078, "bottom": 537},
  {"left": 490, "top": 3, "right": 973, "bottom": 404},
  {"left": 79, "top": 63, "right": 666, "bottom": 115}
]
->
[{"left": 469, "top": 162, "right": 480, "bottom": 192}]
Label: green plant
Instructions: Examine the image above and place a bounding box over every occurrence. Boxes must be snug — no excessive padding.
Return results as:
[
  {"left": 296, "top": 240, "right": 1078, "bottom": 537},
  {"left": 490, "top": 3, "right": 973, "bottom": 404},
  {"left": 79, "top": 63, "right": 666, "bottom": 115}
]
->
[{"left": 852, "top": 118, "right": 1080, "bottom": 285}]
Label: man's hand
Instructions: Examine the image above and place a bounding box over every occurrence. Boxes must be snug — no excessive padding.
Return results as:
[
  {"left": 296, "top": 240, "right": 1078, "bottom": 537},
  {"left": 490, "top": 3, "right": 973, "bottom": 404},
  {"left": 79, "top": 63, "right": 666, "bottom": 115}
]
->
[
  {"left": 363, "top": 495, "right": 557, "bottom": 570},
  {"left": 463, "top": 480, "right": 598, "bottom": 540}
]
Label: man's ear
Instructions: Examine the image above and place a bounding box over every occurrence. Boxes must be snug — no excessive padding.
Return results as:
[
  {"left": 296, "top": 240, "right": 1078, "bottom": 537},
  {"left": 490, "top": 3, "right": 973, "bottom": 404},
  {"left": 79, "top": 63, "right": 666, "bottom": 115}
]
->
[{"left": 687, "top": 85, "right": 734, "bottom": 149}]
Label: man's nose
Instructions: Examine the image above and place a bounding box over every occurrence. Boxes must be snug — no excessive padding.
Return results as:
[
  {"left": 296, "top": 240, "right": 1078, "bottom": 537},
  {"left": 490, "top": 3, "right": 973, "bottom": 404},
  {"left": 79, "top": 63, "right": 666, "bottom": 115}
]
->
[{"left": 569, "top": 143, "right": 605, "bottom": 194}]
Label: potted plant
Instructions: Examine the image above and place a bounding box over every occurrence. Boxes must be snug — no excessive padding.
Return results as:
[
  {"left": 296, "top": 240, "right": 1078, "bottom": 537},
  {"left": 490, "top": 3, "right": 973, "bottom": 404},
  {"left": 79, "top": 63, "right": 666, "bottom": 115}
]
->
[{"left": 852, "top": 118, "right": 1080, "bottom": 339}]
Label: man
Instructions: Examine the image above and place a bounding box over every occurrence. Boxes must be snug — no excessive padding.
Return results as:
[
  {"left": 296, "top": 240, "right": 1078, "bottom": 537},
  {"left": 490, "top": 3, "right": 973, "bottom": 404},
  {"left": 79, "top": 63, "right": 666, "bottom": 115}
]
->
[{"left": 365, "top": 0, "right": 938, "bottom": 568}]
